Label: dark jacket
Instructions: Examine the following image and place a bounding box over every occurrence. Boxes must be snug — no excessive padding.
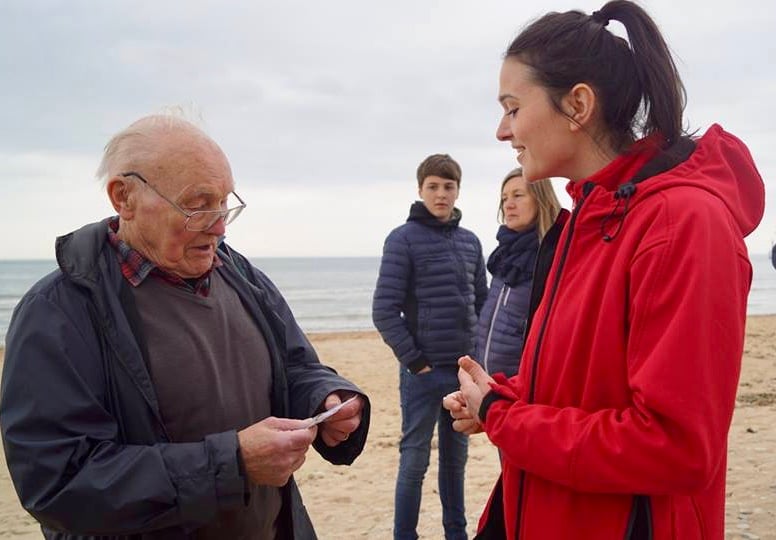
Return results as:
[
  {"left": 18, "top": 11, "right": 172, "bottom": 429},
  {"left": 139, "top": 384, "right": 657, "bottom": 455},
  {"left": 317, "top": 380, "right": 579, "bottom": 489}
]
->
[
  {"left": 372, "top": 202, "right": 488, "bottom": 373},
  {"left": 0, "top": 219, "right": 370, "bottom": 540},
  {"left": 475, "top": 210, "right": 569, "bottom": 378}
]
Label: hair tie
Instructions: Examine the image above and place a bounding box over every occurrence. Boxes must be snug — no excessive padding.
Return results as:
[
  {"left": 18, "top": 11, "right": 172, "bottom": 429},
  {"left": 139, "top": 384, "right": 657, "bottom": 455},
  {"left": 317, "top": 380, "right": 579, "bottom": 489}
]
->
[{"left": 591, "top": 10, "right": 610, "bottom": 27}]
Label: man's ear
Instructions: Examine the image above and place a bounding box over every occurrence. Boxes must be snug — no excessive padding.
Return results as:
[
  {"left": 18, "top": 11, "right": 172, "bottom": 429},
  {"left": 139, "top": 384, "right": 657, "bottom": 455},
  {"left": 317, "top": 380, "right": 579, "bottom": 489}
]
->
[
  {"left": 562, "top": 83, "right": 597, "bottom": 132},
  {"left": 107, "top": 177, "right": 136, "bottom": 219}
]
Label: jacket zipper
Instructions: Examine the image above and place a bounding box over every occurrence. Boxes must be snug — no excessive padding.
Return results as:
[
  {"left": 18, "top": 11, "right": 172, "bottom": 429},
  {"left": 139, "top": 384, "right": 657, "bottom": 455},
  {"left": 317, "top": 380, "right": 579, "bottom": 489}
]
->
[
  {"left": 483, "top": 284, "right": 508, "bottom": 373},
  {"left": 514, "top": 183, "right": 592, "bottom": 538},
  {"left": 521, "top": 236, "right": 546, "bottom": 345}
]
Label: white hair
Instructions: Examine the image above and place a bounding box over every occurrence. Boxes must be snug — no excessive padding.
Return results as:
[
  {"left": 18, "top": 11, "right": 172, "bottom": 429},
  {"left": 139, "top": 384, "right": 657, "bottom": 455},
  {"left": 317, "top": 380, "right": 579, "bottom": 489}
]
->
[{"left": 95, "top": 106, "right": 209, "bottom": 186}]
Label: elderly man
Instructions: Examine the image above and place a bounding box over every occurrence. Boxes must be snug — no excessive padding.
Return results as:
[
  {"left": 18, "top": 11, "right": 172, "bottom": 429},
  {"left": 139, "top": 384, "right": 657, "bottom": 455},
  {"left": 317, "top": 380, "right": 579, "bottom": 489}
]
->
[{"left": 0, "top": 114, "right": 369, "bottom": 539}]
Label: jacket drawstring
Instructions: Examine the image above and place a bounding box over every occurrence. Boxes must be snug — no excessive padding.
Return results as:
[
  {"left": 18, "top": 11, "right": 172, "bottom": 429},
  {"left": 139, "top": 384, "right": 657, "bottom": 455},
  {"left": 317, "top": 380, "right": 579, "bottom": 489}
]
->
[
  {"left": 599, "top": 136, "right": 698, "bottom": 243},
  {"left": 600, "top": 182, "right": 637, "bottom": 242}
]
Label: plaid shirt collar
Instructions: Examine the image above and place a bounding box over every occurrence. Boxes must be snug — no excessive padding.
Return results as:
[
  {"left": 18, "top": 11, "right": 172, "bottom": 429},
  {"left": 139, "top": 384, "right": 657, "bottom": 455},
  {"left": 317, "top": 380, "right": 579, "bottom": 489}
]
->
[{"left": 106, "top": 217, "right": 222, "bottom": 297}]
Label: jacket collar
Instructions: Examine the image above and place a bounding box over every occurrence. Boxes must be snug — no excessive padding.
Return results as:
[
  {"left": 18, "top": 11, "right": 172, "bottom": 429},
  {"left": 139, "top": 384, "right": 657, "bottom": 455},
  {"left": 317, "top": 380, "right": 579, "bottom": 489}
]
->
[{"left": 406, "top": 200, "right": 462, "bottom": 229}]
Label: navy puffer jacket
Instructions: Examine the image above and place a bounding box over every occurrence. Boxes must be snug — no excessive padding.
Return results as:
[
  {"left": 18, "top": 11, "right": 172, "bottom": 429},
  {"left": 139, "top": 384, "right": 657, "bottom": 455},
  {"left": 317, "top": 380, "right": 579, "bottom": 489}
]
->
[
  {"left": 476, "top": 277, "right": 533, "bottom": 378},
  {"left": 475, "top": 210, "right": 570, "bottom": 377},
  {"left": 372, "top": 202, "right": 488, "bottom": 373}
]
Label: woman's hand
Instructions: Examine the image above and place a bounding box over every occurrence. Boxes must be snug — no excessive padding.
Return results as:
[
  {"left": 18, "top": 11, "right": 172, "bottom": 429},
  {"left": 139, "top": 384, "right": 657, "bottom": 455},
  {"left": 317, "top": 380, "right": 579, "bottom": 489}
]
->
[
  {"left": 457, "top": 355, "right": 495, "bottom": 424},
  {"left": 443, "top": 390, "right": 483, "bottom": 435}
]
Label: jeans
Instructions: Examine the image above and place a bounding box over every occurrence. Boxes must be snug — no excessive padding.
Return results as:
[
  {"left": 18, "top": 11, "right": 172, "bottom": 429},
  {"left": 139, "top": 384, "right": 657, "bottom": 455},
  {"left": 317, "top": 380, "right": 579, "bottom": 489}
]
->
[{"left": 394, "top": 366, "right": 468, "bottom": 540}]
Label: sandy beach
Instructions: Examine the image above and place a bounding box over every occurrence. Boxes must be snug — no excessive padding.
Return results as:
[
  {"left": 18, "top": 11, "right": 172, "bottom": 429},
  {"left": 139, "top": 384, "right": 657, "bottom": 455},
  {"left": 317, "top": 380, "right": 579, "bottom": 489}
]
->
[{"left": 1, "top": 315, "right": 774, "bottom": 539}]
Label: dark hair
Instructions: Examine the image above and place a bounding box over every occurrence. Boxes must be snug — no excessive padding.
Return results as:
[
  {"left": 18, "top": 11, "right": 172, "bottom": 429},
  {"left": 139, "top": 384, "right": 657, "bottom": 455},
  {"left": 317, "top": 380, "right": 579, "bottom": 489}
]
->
[
  {"left": 416, "top": 154, "right": 462, "bottom": 188},
  {"left": 505, "top": 0, "right": 685, "bottom": 150}
]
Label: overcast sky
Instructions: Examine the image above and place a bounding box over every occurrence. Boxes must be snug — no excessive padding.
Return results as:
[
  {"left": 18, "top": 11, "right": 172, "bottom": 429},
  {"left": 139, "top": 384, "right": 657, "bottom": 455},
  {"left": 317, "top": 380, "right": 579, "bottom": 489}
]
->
[{"left": 1, "top": 0, "right": 773, "bottom": 260}]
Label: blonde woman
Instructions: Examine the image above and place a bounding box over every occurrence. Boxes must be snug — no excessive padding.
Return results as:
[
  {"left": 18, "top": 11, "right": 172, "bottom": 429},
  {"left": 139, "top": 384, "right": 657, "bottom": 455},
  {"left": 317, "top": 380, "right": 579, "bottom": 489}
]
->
[{"left": 474, "top": 168, "right": 567, "bottom": 379}]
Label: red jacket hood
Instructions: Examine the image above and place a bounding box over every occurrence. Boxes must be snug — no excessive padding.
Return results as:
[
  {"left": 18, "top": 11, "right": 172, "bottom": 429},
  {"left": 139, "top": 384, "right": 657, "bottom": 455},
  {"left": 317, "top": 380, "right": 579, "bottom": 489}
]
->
[{"left": 568, "top": 124, "right": 765, "bottom": 239}]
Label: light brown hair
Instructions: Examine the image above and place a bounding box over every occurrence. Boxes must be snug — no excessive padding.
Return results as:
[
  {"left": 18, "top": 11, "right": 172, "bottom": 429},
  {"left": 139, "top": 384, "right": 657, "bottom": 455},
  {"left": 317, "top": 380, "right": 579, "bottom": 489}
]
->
[{"left": 498, "top": 167, "right": 561, "bottom": 239}]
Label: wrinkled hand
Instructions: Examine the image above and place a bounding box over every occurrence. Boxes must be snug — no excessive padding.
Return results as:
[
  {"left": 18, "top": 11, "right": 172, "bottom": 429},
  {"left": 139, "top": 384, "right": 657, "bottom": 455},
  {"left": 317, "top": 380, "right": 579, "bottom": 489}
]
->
[
  {"left": 457, "top": 356, "right": 495, "bottom": 425},
  {"left": 317, "top": 392, "right": 364, "bottom": 447},
  {"left": 237, "top": 417, "right": 318, "bottom": 487},
  {"left": 443, "top": 390, "right": 483, "bottom": 435}
]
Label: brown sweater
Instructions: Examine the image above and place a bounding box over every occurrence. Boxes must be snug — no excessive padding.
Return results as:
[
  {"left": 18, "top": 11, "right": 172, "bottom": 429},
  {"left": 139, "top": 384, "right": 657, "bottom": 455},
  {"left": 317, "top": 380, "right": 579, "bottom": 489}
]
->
[{"left": 133, "top": 271, "right": 281, "bottom": 539}]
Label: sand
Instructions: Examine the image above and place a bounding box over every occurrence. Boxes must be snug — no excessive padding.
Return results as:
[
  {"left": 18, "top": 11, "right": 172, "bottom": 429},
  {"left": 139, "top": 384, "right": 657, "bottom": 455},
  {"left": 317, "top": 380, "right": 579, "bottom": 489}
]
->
[{"left": 1, "top": 315, "right": 774, "bottom": 539}]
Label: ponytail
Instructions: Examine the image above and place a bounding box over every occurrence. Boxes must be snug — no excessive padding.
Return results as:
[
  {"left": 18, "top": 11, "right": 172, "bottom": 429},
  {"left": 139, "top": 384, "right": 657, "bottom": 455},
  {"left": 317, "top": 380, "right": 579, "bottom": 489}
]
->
[{"left": 505, "top": 0, "right": 686, "bottom": 149}]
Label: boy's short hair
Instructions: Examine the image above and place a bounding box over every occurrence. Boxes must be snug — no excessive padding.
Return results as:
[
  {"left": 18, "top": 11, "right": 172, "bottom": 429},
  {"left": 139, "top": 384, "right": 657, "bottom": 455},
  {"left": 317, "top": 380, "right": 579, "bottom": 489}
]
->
[{"left": 416, "top": 154, "right": 462, "bottom": 188}]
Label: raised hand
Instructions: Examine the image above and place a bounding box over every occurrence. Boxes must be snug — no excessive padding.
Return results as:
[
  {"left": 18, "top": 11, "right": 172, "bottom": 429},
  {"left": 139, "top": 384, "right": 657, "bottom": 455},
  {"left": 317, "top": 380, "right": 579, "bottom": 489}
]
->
[
  {"left": 316, "top": 392, "right": 364, "bottom": 447},
  {"left": 457, "top": 355, "right": 496, "bottom": 423},
  {"left": 443, "top": 390, "right": 483, "bottom": 435}
]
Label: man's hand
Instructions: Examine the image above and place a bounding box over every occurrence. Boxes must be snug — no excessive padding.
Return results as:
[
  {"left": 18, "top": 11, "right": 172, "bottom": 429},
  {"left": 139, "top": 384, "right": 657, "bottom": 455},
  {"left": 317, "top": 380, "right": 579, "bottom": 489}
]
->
[
  {"left": 316, "top": 392, "right": 364, "bottom": 447},
  {"left": 457, "top": 355, "right": 495, "bottom": 424},
  {"left": 443, "top": 390, "right": 483, "bottom": 435},
  {"left": 237, "top": 417, "right": 318, "bottom": 487}
]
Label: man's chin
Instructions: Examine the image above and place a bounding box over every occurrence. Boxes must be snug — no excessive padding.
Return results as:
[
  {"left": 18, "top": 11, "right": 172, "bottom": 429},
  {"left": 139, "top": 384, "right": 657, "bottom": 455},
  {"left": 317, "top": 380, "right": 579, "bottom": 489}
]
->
[{"left": 169, "top": 257, "right": 214, "bottom": 279}]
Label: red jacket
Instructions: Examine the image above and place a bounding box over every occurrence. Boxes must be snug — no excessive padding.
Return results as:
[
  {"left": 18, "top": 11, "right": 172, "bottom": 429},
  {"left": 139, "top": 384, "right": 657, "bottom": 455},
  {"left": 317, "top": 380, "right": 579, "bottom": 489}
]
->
[{"left": 477, "top": 125, "right": 765, "bottom": 540}]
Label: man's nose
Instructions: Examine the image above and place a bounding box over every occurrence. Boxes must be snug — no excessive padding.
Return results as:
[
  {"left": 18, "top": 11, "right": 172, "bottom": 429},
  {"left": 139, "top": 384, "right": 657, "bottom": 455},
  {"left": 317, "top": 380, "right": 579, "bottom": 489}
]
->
[{"left": 206, "top": 215, "right": 227, "bottom": 236}]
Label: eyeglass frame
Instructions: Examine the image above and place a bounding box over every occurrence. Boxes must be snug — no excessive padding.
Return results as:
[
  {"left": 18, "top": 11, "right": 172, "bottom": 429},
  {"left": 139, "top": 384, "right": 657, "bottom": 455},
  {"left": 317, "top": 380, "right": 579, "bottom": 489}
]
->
[{"left": 119, "top": 171, "right": 246, "bottom": 231}]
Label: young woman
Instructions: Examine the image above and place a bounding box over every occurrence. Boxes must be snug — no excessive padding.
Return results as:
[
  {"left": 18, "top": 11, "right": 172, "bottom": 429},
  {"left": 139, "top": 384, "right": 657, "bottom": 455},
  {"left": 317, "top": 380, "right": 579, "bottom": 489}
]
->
[
  {"left": 444, "top": 1, "right": 765, "bottom": 538},
  {"left": 475, "top": 169, "right": 566, "bottom": 378}
]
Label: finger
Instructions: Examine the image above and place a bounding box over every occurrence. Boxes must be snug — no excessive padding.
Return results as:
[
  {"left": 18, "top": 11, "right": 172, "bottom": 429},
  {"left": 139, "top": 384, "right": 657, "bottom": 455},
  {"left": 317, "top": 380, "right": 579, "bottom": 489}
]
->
[
  {"left": 442, "top": 396, "right": 459, "bottom": 413},
  {"left": 321, "top": 419, "right": 355, "bottom": 440},
  {"left": 320, "top": 427, "right": 348, "bottom": 447},
  {"left": 444, "top": 392, "right": 466, "bottom": 412},
  {"left": 452, "top": 418, "right": 473, "bottom": 433},
  {"left": 323, "top": 393, "right": 343, "bottom": 410},
  {"left": 457, "top": 365, "right": 474, "bottom": 388},
  {"left": 450, "top": 409, "right": 474, "bottom": 421},
  {"left": 289, "top": 453, "right": 307, "bottom": 474},
  {"left": 323, "top": 396, "right": 363, "bottom": 423},
  {"left": 282, "top": 426, "right": 318, "bottom": 451},
  {"left": 452, "top": 391, "right": 467, "bottom": 405},
  {"left": 268, "top": 416, "right": 319, "bottom": 432},
  {"left": 453, "top": 417, "right": 481, "bottom": 434},
  {"left": 323, "top": 416, "right": 360, "bottom": 435},
  {"left": 459, "top": 356, "right": 487, "bottom": 383},
  {"left": 462, "top": 423, "right": 483, "bottom": 436}
]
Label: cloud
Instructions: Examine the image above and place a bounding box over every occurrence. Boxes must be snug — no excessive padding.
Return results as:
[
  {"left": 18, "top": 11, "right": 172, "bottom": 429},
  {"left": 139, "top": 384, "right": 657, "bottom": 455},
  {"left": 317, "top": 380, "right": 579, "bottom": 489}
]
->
[{"left": 0, "top": 0, "right": 773, "bottom": 258}]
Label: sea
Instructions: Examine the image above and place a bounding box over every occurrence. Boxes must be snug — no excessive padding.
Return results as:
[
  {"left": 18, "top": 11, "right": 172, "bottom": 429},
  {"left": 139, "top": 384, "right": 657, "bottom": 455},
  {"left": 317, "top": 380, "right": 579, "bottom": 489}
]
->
[{"left": 1, "top": 253, "right": 775, "bottom": 346}]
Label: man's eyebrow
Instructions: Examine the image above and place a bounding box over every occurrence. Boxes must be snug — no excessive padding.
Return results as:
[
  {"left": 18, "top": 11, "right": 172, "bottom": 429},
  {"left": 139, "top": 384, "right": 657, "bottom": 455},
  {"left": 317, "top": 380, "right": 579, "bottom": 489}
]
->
[{"left": 177, "top": 185, "right": 223, "bottom": 200}]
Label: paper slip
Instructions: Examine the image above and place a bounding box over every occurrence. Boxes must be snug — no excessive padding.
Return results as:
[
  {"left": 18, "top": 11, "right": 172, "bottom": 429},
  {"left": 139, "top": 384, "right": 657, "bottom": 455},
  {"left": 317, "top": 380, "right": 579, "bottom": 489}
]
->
[{"left": 298, "top": 396, "right": 358, "bottom": 429}]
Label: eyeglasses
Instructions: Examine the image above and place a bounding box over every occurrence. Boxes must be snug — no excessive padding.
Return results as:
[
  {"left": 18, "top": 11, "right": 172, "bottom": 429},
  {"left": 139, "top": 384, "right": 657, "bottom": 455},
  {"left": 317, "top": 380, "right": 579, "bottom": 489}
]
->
[{"left": 120, "top": 171, "right": 246, "bottom": 231}]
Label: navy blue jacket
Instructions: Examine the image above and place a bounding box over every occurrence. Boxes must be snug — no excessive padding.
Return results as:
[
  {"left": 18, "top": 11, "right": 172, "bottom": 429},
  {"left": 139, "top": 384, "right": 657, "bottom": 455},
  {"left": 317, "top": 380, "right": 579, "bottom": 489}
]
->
[
  {"left": 372, "top": 202, "right": 487, "bottom": 373},
  {"left": 0, "top": 219, "right": 370, "bottom": 539},
  {"left": 474, "top": 210, "right": 570, "bottom": 378},
  {"left": 475, "top": 273, "right": 533, "bottom": 378}
]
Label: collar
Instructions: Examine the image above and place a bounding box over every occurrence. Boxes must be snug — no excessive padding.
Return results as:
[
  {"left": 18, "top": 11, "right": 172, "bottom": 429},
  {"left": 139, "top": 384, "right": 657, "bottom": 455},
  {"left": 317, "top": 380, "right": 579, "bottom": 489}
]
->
[
  {"left": 567, "top": 135, "right": 663, "bottom": 201},
  {"left": 406, "top": 201, "right": 462, "bottom": 228},
  {"left": 106, "top": 217, "right": 221, "bottom": 296}
]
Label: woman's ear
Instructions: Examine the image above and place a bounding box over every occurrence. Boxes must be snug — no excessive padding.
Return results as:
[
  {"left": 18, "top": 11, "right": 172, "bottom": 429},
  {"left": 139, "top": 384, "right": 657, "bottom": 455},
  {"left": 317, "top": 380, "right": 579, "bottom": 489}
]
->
[
  {"left": 107, "top": 177, "right": 135, "bottom": 219},
  {"left": 563, "top": 83, "right": 597, "bottom": 132}
]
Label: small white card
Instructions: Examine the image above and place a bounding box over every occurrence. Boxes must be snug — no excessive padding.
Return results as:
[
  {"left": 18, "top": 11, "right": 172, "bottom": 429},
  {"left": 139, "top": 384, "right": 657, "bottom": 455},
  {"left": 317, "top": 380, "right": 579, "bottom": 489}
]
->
[{"left": 300, "top": 396, "right": 358, "bottom": 429}]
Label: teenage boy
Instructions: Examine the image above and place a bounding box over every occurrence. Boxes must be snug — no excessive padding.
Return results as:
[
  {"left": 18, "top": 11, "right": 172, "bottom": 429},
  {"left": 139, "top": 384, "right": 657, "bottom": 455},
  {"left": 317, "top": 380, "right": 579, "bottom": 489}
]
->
[{"left": 372, "top": 153, "right": 487, "bottom": 540}]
